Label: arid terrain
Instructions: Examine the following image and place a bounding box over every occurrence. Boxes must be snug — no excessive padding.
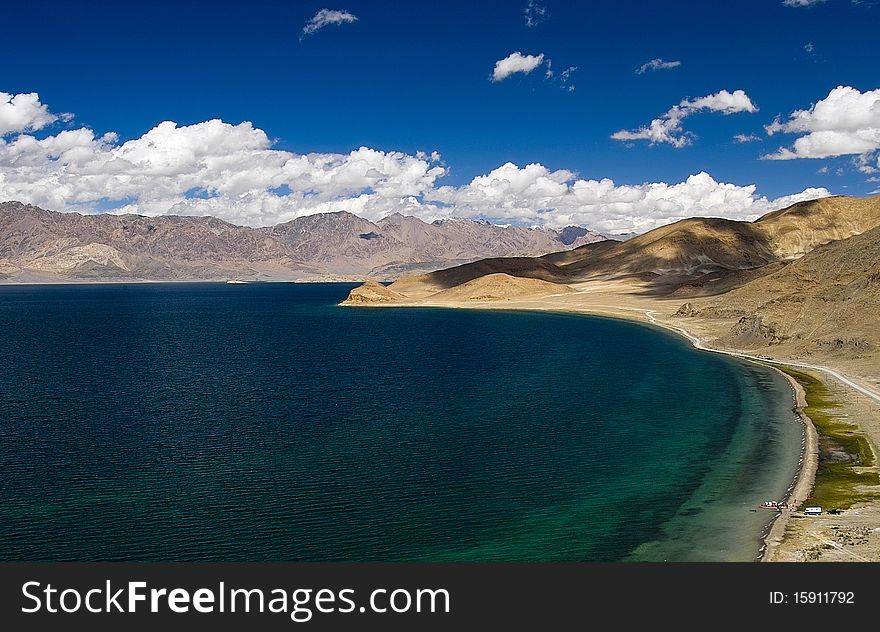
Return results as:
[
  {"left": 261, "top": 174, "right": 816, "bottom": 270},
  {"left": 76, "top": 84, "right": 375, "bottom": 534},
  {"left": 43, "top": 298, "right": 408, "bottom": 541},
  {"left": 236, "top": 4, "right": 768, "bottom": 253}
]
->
[
  {"left": 343, "top": 194, "right": 880, "bottom": 562},
  {"left": 0, "top": 202, "right": 604, "bottom": 283}
]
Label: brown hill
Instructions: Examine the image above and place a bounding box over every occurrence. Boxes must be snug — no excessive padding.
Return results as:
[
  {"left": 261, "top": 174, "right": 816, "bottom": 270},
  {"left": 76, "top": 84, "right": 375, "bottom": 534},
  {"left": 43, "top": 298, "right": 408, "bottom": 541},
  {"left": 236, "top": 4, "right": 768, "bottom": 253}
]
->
[
  {"left": 340, "top": 279, "right": 408, "bottom": 305},
  {"left": 426, "top": 273, "right": 574, "bottom": 303},
  {"left": 545, "top": 217, "right": 776, "bottom": 280},
  {"left": 389, "top": 256, "right": 569, "bottom": 299},
  {"left": 365, "top": 195, "right": 880, "bottom": 301},
  {"left": 754, "top": 195, "right": 880, "bottom": 259}
]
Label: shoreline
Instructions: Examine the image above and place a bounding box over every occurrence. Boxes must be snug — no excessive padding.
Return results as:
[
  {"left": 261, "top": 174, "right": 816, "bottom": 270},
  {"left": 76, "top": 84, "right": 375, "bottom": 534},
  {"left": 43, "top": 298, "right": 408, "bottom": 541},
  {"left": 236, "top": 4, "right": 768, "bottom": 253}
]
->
[
  {"left": 616, "top": 310, "right": 819, "bottom": 562},
  {"left": 346, "top": 291, "right": 880, "bottom": 561},
  {"left": 759, "top": 369, "right": 818, "bottom": 562},
  {"left": 530, "top": 308, "right": 822, "bottom": 561}
]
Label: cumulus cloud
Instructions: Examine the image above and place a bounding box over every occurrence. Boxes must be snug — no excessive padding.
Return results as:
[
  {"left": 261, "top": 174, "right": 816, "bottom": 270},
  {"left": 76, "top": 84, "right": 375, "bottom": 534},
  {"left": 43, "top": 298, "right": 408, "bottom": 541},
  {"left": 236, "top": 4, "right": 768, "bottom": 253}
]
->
[
  {"left": 783, "top": 0, "right": 827, "bottom": 6},
  {"left": 301, "top": 9, "right": 358, "bottom": 39},
  {"left": 763, "top": 86, "right": 880, "bottom": 165},
  {"left": 491, "top": 52, "right": 546, "bottom": 82},
  {"left": 0, "top": 92, "right": 61, "bottom": 136},
  {"left": 524, "top": 0, "right": 549, "bottom": 27},
  {"left": 428, "top": 165, "right": 828, "bottom": 233},
  {"left": 612, "top": 89, "right": 758, "bottom": 148},
  {"left": 684, "top": 91, "right": 759, "bottom": 113},
  {"left": 0, "top": 116, "right": 447, "bottom": 227},
  {"left": 635, "top": 58, "right": 681, "bottom": 75},
  {"left": 0, "top": 91, "right": 831, "bottom": 233}
]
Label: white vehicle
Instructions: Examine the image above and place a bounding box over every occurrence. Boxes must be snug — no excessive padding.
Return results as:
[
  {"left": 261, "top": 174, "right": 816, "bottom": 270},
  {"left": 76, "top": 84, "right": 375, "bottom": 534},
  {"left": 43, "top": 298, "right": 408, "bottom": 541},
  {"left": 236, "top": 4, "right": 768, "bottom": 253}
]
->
[{"left": 804, "top": 506, "right": 822, "bottom": 516}]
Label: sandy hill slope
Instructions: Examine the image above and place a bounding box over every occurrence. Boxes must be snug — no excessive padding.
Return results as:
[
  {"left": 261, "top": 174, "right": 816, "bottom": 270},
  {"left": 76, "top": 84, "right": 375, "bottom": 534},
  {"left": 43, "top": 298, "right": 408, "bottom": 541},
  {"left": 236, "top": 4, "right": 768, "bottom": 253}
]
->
[
  {"left": 754, "top": 195, "right": 880, "bottom": 259},
  {"left": 340, "top": 279, "right": 409, "bottom": 305},
  {"left": 388, "top": 256, "right": 569, "bottom": 299},
  {"left": 679, "top": 223, "right": 880, "bottom": 358},
  {"left": 356, "top": 195, "right": 880, "bottom": 301},
  {"left": 340, "top": 273, "right": 575, "bottom": 306},
  {"left": 0, "top": 202, "right": 604, "bottom": 282},
  {"left": 415, "top": 273, "right": 573, "bottom": 303},
  {"left": 549, "top": 194, "right": 880, "bottom": 282}
]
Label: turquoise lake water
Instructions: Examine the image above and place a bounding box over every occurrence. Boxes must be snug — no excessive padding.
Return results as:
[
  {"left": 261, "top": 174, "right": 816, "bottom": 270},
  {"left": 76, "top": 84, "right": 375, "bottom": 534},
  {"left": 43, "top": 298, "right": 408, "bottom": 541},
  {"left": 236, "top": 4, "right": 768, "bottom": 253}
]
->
[{"left": 0, "top": 282, "right": 803, "bottom": 561}]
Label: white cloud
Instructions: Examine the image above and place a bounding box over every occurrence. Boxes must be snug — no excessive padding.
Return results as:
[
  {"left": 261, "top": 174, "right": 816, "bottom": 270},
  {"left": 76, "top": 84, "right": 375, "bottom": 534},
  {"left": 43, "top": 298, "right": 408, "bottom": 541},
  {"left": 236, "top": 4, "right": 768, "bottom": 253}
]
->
[
  {"left": 783, "top": 0, "right": 827, "bottom": 6},
  {"left": 683, "top": 91, "right": 758, "bottom": 113},
  {"left": 635, "top": 58, "right": 681, "bottom": 74},
  {"left": 768, "top": 187, "right": 834, "bottom": 209},
  {"left": 428, "top": 165, "right": 828, "bottom": 233},
  {"left": 762, "top": 86, "right": 880, "bottom": 162},
  {"left": 612, "top": 89, "right": 758, "bottom": 148},
  {"left": 524, "top": 0, "right": 549, "bottom": 27},
  {"left": 733, "top": 133, "right": 762, "bottom": 143},
  {"left": 491, "top": 52, "right": 545, "bottom": 82},
  {"left": 0, "top": 117, "right": 447, "bottom": 227},
  {"left": 0, "top": 92, "right": 60, "bottom": 136},
  {"left": 0, "top": 91, "right": 831, "bottom": 233},
  {"left": 301, "top": 9, "right": 358, "bottom": 39}
]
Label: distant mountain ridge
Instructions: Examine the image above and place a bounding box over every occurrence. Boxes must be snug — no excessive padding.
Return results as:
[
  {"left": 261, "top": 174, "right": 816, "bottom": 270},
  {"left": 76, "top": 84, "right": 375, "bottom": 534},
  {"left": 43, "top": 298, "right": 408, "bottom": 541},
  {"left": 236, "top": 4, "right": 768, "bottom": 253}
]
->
[{"left": 0, "top": 202, "right": 605, "bottom": 282}]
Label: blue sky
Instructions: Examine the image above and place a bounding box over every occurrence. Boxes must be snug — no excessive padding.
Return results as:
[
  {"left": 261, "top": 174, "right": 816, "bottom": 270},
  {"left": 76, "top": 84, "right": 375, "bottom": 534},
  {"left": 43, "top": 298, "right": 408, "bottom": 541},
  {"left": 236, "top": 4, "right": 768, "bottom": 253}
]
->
[{"left": 1, "top": 0, "right": 878, "bottom": 231}]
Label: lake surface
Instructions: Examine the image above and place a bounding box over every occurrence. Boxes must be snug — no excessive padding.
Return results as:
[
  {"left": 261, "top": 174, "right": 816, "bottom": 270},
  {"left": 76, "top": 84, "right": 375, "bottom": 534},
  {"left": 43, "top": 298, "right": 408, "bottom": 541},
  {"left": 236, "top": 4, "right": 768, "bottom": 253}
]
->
[{"left": 0, "top": 283, "right": 802, "bottom": 561}]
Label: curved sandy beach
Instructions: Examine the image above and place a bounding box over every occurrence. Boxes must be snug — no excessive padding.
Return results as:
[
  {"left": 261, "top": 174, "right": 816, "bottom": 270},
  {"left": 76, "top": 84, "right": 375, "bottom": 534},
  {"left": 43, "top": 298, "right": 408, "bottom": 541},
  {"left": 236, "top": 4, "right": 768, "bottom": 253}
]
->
[{"left": 760, "top": 370, "right": 818, "bottom": 561}]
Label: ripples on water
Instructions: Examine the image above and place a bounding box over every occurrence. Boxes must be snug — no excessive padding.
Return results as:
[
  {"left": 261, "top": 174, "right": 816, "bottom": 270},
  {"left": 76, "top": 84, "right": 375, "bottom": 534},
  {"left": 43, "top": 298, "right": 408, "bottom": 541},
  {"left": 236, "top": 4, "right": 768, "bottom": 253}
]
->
[{"left": 0, "top": 283, "right": 801, "bottom": 561}]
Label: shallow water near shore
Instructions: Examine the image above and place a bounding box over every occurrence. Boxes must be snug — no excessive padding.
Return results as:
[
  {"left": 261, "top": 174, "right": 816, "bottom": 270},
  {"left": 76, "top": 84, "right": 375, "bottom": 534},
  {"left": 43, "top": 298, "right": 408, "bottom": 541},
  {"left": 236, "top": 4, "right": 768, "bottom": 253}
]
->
[{"left": 0, "top": 282, "right": 802, "bottom": 561}]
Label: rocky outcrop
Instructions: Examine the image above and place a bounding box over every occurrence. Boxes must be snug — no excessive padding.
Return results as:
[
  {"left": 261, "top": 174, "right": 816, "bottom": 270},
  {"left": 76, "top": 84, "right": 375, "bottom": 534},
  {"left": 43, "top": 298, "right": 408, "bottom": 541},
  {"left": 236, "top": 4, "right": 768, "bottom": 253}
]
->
[
  {"left": 674, "top": 303, "right": 747, "bottom": 319},
  {"left": 725, "top": 314, "right": 788, "bottom": 345},
  {"left": 675, "top": 302, "right": 698, "bottom": 317},
  {"left": 812, "top": 337, "right": 872, "bottom": 352}
]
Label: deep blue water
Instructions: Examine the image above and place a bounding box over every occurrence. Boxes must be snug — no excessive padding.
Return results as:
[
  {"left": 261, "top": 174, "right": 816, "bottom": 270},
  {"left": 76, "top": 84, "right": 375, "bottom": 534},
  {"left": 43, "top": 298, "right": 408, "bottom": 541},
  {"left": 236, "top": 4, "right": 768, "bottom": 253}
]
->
[{"left": 0, "top": 283, "right": 802, "bottom": 561}]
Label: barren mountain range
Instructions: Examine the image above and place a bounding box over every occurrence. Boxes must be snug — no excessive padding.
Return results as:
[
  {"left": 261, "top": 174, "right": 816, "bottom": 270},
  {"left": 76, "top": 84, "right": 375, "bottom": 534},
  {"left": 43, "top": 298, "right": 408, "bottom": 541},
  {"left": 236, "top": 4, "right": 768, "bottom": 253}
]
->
[
  {"left": 344, "top": 195, "right": 880, "bottom": 369},
  {"left": 0, "top": 201, "right": 605, "bottom": 282}
]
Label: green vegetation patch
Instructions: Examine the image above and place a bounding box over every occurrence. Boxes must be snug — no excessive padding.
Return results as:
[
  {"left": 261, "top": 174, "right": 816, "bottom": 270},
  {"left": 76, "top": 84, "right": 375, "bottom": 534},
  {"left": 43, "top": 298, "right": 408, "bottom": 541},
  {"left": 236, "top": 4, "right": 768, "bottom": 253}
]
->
[{"left": 779, "top": 368, "right": 879, "bottom": 510}]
